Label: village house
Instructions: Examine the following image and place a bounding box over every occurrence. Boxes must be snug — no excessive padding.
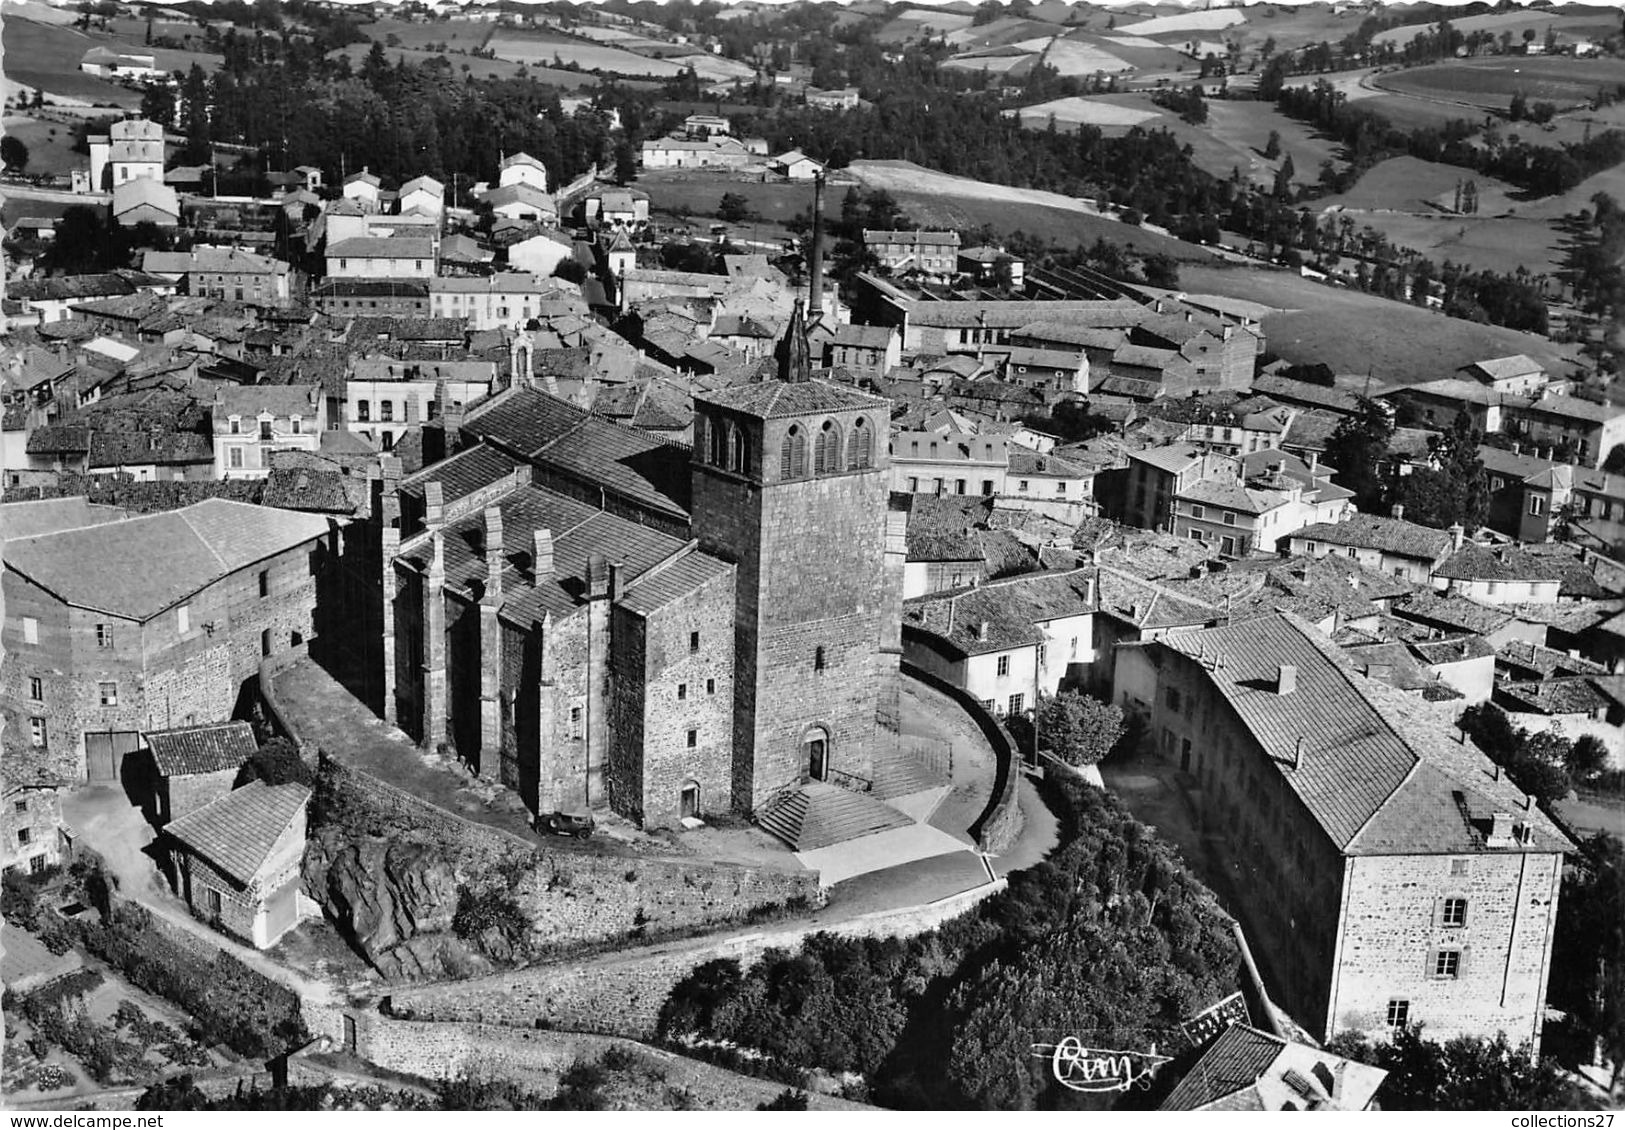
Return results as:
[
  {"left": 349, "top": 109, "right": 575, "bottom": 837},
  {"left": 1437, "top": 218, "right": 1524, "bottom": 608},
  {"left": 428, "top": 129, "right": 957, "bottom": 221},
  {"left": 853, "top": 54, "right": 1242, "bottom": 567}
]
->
[
  {"left": 889, "top": 430, "right": 1008, "bottom": 497},
  {"left": 498, "top": 151, "right": 549, "bottom": 192},
  {"left": 824, "top": 322, "right": 900, "bottom": 376},
  {"left": 805, "top": 86, "right": 861, "bottom": 110},
  {"left": 902, "top": 569, "right": 1099, "bottom": 718},
  {"left": 345, "top": 358, "right": 496, "bottom": 451},
  {"left": 1460, "top": 354, "right": 1549, "bottom": 396},
  {"left": 863, "top": 230, "right": 961, "bottom": 278},
  {"left": 2, "top": 761, "right": 69, "bottom": 879},
  {"left": 481, "top": 183, "right": 558, "bottom": 225},
  {"left": 326, "top": 237, "right": 436, "bottom": 280},
  {"left": 958, "top": 245, "right": 1024, "bottom": 289},
  {"left": 428, "top": 275, "right": 580, "bottom": 332},
  {"left": 143, "top": 720, "right": 257, "bottom": 824},
  {"left": 583, "top": 187, "right": 650, "bottom": 231},
  {"left": 1, "top": 498, "right": 332, "bottom": 784},
  {"left": 1160, "top": 1024, "right": 1387, "bottom": 1111},
  {"left": 311, "top": 279, "right": 431, "bottom": 319},
  {"left": 88, "top": 118, "right": 163, "bottom": 191},
  {"left": 1123, "top": 443, "right": 1239, "bottom": 532},
  {"left": 111, "top": 178, "right": 180, "bottom": 228},
  {"left": 1505, "top": 393, "right": 1625, "bottom": 470},
  {"left": 1432, "top": 544, "right": 1564, "bottom": 605},
  {"left": 163, "top": 780, "right": 311, "bottom": 949},
  {"left": 639, "top": 136, "right": 752, "bottom": 170},
  {"left": 342, "top": 169, "right": 384, "bottom": 212},
  {"left": 212, "top": 384, "right": 326, "bottom": 479},
  {"left": 1002, "top": 346, "right": 1087, "bottom": 394},
  {"left": 1287, "top": 513, "right": 1460, "bottom": 584},
  {"left": 144, "top": 248, "right": 293, "bottom": 306},
  {"left": 768, "top": 150, "right": 824, "bottom": 180},
  {"left": 1173, "top": 451, "right": 1354, "bottom": 557},
  {"left": 1113, "top": 613, "right": 1573, "bottom": 1051},
  {"left": 80, "top": 47, "right": 160, "bottom": 81}
]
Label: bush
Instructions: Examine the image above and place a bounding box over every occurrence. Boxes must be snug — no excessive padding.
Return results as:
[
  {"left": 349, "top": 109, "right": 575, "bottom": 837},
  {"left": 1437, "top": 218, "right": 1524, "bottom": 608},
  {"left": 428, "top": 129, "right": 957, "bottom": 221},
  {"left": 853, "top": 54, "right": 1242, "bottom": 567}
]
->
[
  {"left": 451, "top": 885, "right": 527, "bottom": 948},
  {"left": 759, "top": 1088, "right": 809, "bottom": 1110}
]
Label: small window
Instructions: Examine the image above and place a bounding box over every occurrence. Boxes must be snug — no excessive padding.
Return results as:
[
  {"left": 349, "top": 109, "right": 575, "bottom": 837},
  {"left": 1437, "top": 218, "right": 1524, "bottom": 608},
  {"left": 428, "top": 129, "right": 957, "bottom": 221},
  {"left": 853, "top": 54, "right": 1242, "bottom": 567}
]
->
[
  {"left": 14, "top": 800, "right": 27, "bottom": 814},
  {"left": 1530, "top": 496, "right": 1546, "bottom": 516},
  {"left": 1019, "top": 480, "right": 1030, "bottom": 492},
  {"left": 259, "top": 419, "right": 273, "bottom": 441},
  {"left": 357, "top": 400, "right": 371, "bottom": 422},
  {"left": 1165, "top": 686, "right": 1182, "bottom": 711},
  {"left": 28, "top": 677, "right": 42, "bottom": 702},
  {"left": 22, "top": 617, "right": 37, "bottom": 645},
  {"left": 230, "top": 447, "right": 244, "bottom": 469},
  {"left": 1450, "top": 858, "right": 1470, "bottom": 877},
  {"left": 1347, "top": 547, "right": 1357, "bottom": 558},
  {"left": 997, "top": 655, "right": 1010, "bottom": 677},
  {"left": 1386, "top": 999, "right": 1409, "bottom": 1029},
  {"left": 259, "top": 571, "right": 270, "bottom": 598},
  {"left": 569, "top": 705, "right": 583, "bottom": 739},
  {"left": 1036, "top": 643, "right": 1047, "bottom": 666},
  {"left": 814, "top": 646, "right": 826, "bottom": 672},
  {"left": 291, "top": 416, "right": 302, "bottom": 435},
  {"left": 28, "top": 717, "right": 46, "bottom": 747},
  {"left": 706, "top": 678, "right": 716, "bottom": 695},
  {"left": 230, "top": 417, "right": 242, "bottom": 435},
  {"left": 1190, "top": 504, "right": 1205, "bottom": 520},
  {"left": 1007, "top": 693, "right": 1025, "bottom": 716},
  {"left": 1222, "top": 511, "right": 1236, "bottom": 526},
  {"left": 1431, "top": 949, "right": 1461, "bottom": 979},
  {"left": 177, "top": 604, "right": 190, "bottom": 634},
  {"left": 98, "top": 681, "right": 118, "bottom": 707},
  {"left": 96, "top": 623, "right": 113, "bottom": 648},
  {"left": 686, "top": 729, "right": 698, "bottom": 748},
  {"left": 1442, "top": 897, "right": 1467, "bottom": 928},
  {"left": 16, "top": 828, "right": 30, "bottom": 847},
  {"left": 28, "top": 855, "right": 46, "bottom": 875},
  {"left": 690, "top": 631, "right": 700, "bottom": 653}
]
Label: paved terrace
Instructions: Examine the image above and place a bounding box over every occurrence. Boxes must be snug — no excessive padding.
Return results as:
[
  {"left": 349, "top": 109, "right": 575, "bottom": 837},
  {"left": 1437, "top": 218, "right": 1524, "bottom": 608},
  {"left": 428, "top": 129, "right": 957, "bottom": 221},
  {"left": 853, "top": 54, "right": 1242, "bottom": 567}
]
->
[{"left": 270, "top": 655, "right": 1057, "bottom": 912}]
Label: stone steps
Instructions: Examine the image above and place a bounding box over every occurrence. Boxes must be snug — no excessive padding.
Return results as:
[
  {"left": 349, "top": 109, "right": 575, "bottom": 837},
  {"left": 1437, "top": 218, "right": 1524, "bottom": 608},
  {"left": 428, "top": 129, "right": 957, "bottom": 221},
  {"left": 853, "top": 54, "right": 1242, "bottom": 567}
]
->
[
  {"left": 756, "top": 782, "right": 913, "bottom": 852},
  {"left": 871, "top": 755, "right": 948, "bottom": 800}
]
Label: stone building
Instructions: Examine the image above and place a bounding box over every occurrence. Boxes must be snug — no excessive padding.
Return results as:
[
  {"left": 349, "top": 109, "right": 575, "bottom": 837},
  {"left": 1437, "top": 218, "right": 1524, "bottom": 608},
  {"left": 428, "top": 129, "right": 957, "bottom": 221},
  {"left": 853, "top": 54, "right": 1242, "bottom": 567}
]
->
[
  {"left": 163, "top": 780, "right": 310, "bottom": 949},
  {"left": 144, "top": 720, "right": 257, "bottom": 824},
  {"left": 1, "top": 499, "right": 333, "bottom": 784},
  {"left": 1112, "top": 613, "right": 1573, "bottom": 1050},
  {"left": 2, "top": 754, "right": 69, "bottom": 878},
  {"left": 381, "top": 308, "right": 908, "bottom": 834}
]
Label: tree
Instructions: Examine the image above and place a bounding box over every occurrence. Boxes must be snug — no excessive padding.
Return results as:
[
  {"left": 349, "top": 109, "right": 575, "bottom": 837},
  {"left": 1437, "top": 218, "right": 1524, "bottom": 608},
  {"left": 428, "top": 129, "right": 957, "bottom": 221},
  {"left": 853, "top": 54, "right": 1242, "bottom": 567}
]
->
[
  {"left": 235, "top": 737, "right": 313, "bottom": 788},
  {"left": 1552, "top": 834, "right": 1625, "bottom": 1092},
  {"left": 1396, "top": 411, "right": 1490, "bottom": 530},
  {"left": 717, "top": 191, "right": 751, "bottom": 223},
  {"left": 1457, "top": 703, "right": 1573, "bottom": 805},
  {"left": 613, "top": 141, "right": 637, "bottom": 186},
  {"left": 1509, "top": 90, "right": 1528, "bottom": 121},
  {"left": 1263, "top": 130, "right": 1281, "bottom": 160},
  {"left": 1324, "top": 397, "right": 1394, "bottom": 513},
  {"left": 1036, "top": 691, "right": 1124, "bottom": 768},
  {"left": 0, "top": 136, "right": 28, "bottom": 174},
  {"left": 1325, "top": 1026, "right": 1590, "bottom": 1110},
  {"left": 1273, "top": 153, "right": 1295, "bottom": 199},
  {"left": 1566, "top": 734, "right": 1610, "bottom": 782}
]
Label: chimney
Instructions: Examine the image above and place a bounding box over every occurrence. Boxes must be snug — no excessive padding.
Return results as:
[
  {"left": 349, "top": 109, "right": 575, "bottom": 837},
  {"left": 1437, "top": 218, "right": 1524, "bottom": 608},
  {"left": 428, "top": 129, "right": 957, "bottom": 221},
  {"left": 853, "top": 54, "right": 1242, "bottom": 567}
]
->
[
  {"left": 423, "top": 480, "right": 444, "bottom": 529},
  {"left": 609, "top": 561, "right": 625, "bottom": 602},
  {"left": 976, "top": 619, "right": 989, "bottom": 641},
  {"left": 484, "top": 506, "right": 504, "bottom": 596},
  {"left": 1487, "top": 811, "right": 1514, "bottom": 846},
  {"left": 1391, "top": 503, "right": 1404, "bottom": 520},
  {"left": 1512, "top": 440, "right": 1521, "bottom": 455},
  {"left": 586, "top": 552, "right": 610, "bottom": 600},
  {"left": 1448, "top": 523, "right": 1465, "bottom": 550},
  {"left": 406, "top": 396, "right": 421, "bottom": 426},
  {"left": 1277, "top": 664, "right": 1297, "bottom": 695},
  {"left": 1291, "top": 734, "right": 1304, "bottom": 768},
  {"left": 808, "top": 172, "right": 826, "bottom": 318},
  {"left": 532, "top": 528, "right": 554, "bottom": 580}
]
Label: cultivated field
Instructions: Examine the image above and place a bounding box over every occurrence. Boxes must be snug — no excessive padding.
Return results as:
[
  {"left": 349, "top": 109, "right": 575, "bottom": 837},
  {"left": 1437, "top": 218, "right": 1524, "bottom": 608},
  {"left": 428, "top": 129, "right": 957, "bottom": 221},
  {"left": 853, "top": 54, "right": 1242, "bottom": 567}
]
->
[
  {"left": 944, "top": 16, "right": 1061, "bottom": 50},
  {"left": 355, "top": 17, "right": 489, "bottom": 51},
  {"left": 1371, "top": 57, "right": 1625, "bottom": 114},
  {"left": 847, "top": 159, "right": 1215, "bottom": 261},
  {"left": 1117, "top": 9, "right": 1245, "bottom": 36},
  {"left": 875, "top": 6, "right": 974, "bottom": 45},
  {"left": 1179, "top": 263, "right": 1582, "bottom": 382},
  {"left": 1371, "top": 10, "right": 1624, "bottom": 50},
  {"left": 1328, "top": 212, "right": 1567, "bottom": 277},
  {"left": 1007, "top": 96, "right": 1160, "bottom": 129},
  {"left": 486, "top": 30, "right": 689, "bottom": 78}
]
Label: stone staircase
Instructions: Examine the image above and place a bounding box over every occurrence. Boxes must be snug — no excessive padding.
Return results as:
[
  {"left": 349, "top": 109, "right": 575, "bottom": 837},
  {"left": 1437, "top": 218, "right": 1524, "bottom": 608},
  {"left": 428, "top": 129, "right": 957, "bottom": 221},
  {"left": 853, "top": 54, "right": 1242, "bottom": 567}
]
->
[
  {"left": 871, "top": 754, "right": 949, "bottom": 801},
  {"left": 755, "top": 782, "right": 914, "bottom": 852}
]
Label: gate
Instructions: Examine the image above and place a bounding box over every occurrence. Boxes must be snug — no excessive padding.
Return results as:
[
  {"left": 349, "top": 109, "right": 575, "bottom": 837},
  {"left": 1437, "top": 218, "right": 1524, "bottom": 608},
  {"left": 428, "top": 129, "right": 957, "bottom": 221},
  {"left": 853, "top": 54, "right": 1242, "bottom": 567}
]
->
[{"left": 84, "top": 730, "right": 142, "bottom": 783}]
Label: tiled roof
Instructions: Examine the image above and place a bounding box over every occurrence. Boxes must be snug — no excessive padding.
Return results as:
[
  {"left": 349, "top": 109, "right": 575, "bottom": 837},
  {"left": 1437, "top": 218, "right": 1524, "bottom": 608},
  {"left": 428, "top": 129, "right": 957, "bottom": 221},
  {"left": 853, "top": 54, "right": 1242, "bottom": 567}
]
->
[
  {"left": 146, "top": 721, "right": 258, "bottom": 777},
  {"left": 1498, "top": 677, "right": 1611, "bottom": 716},
  {"left": 400, "top": 442, "right": 518, "bottom": 505},
  {"left": 4, "top": 499, "right": 330, "bottom": 620},
  {"left": 1160, "top": 614, "right": 1573, "bottom": 855},
  {"left": 1129, "top": 442, "right": 1206, "bottom": 474},
  {"left": 1496, "top": 639, "right": 1608, "bottom": 679},
  {"left": 1161, "top": 1024, "right": 1282, "bottom": 1111},
  {"left": 327, "top": 237, "right": 435, "bottom": 260},
  {"left": 1178, "top": 478, "right": 1283, "bottom": 515},
  {"left": 213, "top": 384, "right": 320, "bottom": 419},
  {"left": 1435, "top": 544, "right": 1563, "bottom": 582},
  {"left": 0, "top": 498, "right": 129, "bottom": 539},
  {"left": 1161, "top": 1024, "right": 1387, "bottom": 1112},
  {"left": 1251, "top": 374, "right": 1361, "bottom": 413},
  {"left": 1293, "top": 514, "right": 1453, "bottom": 561},
  {"left": 1393, "top": 592, "right": 1514, "bottom": 636},
  {"left": 165, "top": 781, "right": 309, "bottom": 888},
  {"left": 1465, "top": 354, "right": 1542, "bottom": 382},
  {"left": 1517, "top": 394, "right": 1624, "bottom": 425},
  {"left": 1096, "top": 566, "right": 1221, "bottom": 630},
  {"left": 904, "top": 569, "right": 1097, "bottom": 656},
  {"left": 616, "top": 546, "right": 733, "bottom": 615},
  {"left": 697, "top": 377, "right": 888, "bottom": 420}
]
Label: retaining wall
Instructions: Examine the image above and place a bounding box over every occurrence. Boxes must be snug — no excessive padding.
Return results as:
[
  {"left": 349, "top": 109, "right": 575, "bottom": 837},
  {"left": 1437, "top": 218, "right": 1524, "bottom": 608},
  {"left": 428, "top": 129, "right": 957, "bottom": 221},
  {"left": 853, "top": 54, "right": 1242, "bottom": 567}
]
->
[{"left": 901, "top": 663, "right": 1022, "bottom": 853}]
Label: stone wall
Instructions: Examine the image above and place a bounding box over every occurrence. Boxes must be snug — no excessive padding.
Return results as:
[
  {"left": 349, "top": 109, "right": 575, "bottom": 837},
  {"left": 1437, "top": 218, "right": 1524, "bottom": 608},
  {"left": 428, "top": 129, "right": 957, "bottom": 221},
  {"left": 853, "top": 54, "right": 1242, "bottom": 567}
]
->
[
  {"left": 384, "top": 878, "right": 1003, "bottom": 1038},
  {"left": 309, "top": 752, "right": 824, "bottom": 969},
  {"left": 900, "top": 663, "right": 1022, "bottom": 854}
]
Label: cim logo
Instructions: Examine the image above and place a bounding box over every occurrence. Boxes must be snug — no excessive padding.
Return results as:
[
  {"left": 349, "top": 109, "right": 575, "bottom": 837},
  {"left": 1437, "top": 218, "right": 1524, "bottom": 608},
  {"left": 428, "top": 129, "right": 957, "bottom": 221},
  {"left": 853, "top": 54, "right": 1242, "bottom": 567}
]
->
[{"left": 1030, "top": 1037, "right": 1173, "bottom": 1094}]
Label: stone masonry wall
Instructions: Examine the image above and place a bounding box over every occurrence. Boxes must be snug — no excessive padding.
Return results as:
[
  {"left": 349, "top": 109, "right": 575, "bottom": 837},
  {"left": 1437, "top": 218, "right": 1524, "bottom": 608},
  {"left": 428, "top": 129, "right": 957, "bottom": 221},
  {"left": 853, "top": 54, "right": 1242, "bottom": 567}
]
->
[
  {"left": 385, "top": 878, "right": 1004, "bottom": 1038},
  {"left": 1332, "top": 851, "right": 1562, "bottom": 1050}
]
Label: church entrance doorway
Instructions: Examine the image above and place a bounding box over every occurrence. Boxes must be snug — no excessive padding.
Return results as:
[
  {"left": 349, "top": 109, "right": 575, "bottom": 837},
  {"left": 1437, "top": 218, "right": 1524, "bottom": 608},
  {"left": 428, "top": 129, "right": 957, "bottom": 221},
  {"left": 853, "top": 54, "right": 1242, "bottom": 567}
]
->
[
  {"left": 804, "top": 727, "right": 829, "bottom": 782},
  {"left": 680, "top": 781, "right": 700, "bottom": 820}
]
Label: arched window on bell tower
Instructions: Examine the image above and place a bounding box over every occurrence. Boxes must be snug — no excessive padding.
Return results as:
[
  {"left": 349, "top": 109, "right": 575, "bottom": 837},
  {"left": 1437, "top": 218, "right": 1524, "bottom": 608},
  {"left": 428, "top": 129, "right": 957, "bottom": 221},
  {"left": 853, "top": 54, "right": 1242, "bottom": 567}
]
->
[
  {"left": 781, "top": 424, "right": 806, "bottom": 480},
  {"left": 847, "top": 416, "right": 872, "bottom": 470},
  {"left": 727, "top": 422, "right": 748, "bottom": 473},
  {"left": 814, "top": 418, "right": 842, "bottom": 475},
  {"left": 707, "top": 413, "right": 726, "bottom": 466}
]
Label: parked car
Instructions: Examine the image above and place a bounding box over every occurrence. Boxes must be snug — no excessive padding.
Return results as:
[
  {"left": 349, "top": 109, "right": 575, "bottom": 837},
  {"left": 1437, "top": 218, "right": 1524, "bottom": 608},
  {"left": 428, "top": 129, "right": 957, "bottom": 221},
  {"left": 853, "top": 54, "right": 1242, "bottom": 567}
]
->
[{"left": 538, "top": 810, "right": 594, "bottom": 839}]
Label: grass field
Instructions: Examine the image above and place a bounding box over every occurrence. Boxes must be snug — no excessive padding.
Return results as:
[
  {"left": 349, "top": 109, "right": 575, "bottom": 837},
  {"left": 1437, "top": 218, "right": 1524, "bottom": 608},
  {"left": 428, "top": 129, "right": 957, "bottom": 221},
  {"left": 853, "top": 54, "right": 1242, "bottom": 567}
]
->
[
  {"left": 324, "top": 43, "right": 596, "bottom": 86},
  {"left": 355, "top": 17, "right": 490, "bottom": 51},
  {"left": 486, "top": 30, "right": 688, "bottom": 77},
  {"left": 3, "top": 17, "right": 140, "bottom": 106},
  {"left": 1117, "top": 9, "right": 1244, "bottom": 36},
  {"left": 1319, "top": 155, "right": 1522, "bottom": 213},
  {"left": 1335, "top": 212, "right": 1567, "bottom": 277},
  {"left": 847, "top": 159, "right": 1215, "bottom": 261},
  {"left": 0, "top": 114, "right": 89, "bottom": 176},
  {"left": 1224, "top": 4, "right": 1370, "bottom": 54},
  {"left": 1179, "top": 263, "right": 1581, "bottom": 382},
  {"left": 1372, "top": 57, "right": 1625, "bottom": 114}
]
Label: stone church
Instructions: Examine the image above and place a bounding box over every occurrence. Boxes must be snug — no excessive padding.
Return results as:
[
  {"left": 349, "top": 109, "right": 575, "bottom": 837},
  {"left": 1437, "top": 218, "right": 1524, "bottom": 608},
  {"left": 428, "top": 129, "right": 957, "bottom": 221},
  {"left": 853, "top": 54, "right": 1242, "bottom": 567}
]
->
[{"left": 380, "top": 307, "right": 914, "bottom": 839}]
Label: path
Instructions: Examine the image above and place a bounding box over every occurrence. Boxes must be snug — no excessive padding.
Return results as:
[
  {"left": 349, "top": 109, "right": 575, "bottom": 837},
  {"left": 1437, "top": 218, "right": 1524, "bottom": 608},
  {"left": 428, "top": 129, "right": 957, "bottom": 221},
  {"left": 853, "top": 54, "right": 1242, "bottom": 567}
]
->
[{"left": 61, "top": 784, "right": 337, "bottom": 1008}]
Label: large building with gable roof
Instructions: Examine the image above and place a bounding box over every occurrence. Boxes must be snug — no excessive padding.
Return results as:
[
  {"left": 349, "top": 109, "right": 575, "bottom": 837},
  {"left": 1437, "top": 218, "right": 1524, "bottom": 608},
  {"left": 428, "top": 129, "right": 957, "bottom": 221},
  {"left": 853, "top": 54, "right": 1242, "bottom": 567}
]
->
[{"left": 1113, "top": 613, "right": 1574, "bottom": 1050}]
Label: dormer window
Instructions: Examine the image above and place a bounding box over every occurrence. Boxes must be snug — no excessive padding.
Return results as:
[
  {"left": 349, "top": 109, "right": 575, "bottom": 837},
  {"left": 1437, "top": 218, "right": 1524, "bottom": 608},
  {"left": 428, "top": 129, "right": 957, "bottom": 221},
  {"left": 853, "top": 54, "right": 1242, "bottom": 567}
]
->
[
  {"left": 259, "top": 418, "right": 273, "bottom": 441},
  {"left": 291, "top": 416, "right": 302, "bottom": 435},
  {"left": 229, "top": 416, "right": 241, "bottom": 435}
]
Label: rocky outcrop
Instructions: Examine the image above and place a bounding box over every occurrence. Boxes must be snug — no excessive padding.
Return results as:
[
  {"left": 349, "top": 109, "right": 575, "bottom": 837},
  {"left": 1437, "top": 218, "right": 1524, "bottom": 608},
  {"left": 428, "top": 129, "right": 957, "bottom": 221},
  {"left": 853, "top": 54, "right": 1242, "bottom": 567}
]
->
[{"left": 303, "top": 828, "right": 496, "bottom": 981}]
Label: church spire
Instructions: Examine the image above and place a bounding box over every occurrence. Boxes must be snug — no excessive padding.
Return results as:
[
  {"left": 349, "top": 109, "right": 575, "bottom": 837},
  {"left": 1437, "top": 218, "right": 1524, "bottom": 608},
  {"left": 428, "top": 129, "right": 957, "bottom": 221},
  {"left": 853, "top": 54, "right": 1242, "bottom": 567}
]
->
[{"left": 773, "top": 299, "right": 812, "bottom": 384}]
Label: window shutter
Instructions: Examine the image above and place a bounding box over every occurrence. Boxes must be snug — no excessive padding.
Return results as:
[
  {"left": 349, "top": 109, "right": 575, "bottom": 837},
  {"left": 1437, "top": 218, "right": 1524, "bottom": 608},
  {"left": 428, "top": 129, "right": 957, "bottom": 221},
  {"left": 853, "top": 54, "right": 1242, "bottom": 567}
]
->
[
  {"left": 1458, "top": 899, "right": 1469, "bottom": 929},
  {"left": 1458, "top": 945, "right": 1470, "bottom": 977},
  {"left": 1431, "top": 897, "right": 1443, "bottom": 928},
  {"left": 1424, "top": 948, "right": 1438, "bottom": 980}
]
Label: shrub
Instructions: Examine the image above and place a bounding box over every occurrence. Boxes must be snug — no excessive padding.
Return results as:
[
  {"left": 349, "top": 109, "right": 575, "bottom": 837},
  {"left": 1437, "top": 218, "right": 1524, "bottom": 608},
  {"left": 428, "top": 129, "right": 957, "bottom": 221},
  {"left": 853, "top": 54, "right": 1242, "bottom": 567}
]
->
[
  {"left": 451, "top": 885, "right": 527, "bottom": 949},
  {"left": 759, "top": 1088, "right": 809, "bottom": 1110}
]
